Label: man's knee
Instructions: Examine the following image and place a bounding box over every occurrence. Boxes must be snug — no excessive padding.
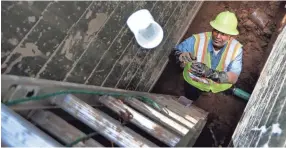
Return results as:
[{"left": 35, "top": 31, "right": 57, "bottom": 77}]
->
[{"left": 184, "top": 82, "right": 201, "bottom": 101}]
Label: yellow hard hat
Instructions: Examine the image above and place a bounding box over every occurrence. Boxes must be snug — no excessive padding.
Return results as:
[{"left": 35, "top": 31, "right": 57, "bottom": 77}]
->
[{"left": 210, "top": 11, "right": 239, "bottom": 35}]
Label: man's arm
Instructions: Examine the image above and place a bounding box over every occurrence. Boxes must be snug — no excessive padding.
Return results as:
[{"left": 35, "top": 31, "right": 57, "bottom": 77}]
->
[
  {"left": 226, "top": 72, "right": 239, "bottom": 84},
  {"left": 174, "top": 36, "right": 196, "bottom": 64},
  {"left": 227, "top": 48, "right": 243, "bottom": 84},
  {"left": 191, "top": 48, "right": 243, "bottom": 84}
]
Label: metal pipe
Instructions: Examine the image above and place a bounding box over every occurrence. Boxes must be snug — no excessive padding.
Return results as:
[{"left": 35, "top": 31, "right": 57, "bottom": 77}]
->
[
  {"left": 123, "top": 97, "right": 189, "bottom": 136},
  {"left": 1, "top": 104, "right": 62, "bottom": 147},
  {"left": 232, "top": 88, "right": 251, "bottom": 101},
  {"left": 51, "top": 94, "right": 157, "bottom": 147},
  {"left": 98, "top": 96, "right": 181, "bottom": 146}
]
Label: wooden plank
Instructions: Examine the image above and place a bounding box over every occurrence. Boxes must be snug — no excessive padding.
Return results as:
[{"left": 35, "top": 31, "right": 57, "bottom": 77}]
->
[
  {"left": 150, "top": 101, "right": 196, "bottom": 129},
  {"left": 255, "top": 126, "right": 275, "bottom": 147},
  {"left": 30, "top": 110, "right": 103, "bottom": 147},
  {"left": 116, "top": 1, "right": 177, "bottom": 90},
  {"left": 187, "top": 119, "right": 207, "bottom": 146},
  {"left": 256, "top": 62, "right": 286, "bottom": 128},
  {"left": 252, "top": 60, "right": 286, "bottom": 147},
  {"left": 86, "top": 2, "right": 157, "bottom": 86},
  {"left": 145, "top": 1, "right": 203, "bottom": 92},
  {"left": 133, "top": 2, "right": 204, "bottom": 92},
  {"left": 235, "top": 47, "right": 286, "bottom": 146},
  {"left": 248, "top": 130, "right": 264, "bottom": 147},
  {"left": 125, "top": 1, "right": 186, "bottom": 91},
  {"left": 99, "top": 1, "right": 157, "bottom": 88},
  {"left": 98, "top": 95, "right": 181, "bottom": 146},
  {"left": 1, "top": 2, "right": 91, "bottom": 77},
  {"left": 267, "top": 85, "right": 286, "bottom": 147},
  {"left": 247, "top": 60, "right": 286, "bottom": 147},
  {"left": 64, "top": 1, "right": 139, "bottom": 84},
  {"left": 1, "top": 83, "right": 39, "bottom": 103},
  {"left": 1, "top": 74, "right": 207, "bottom": 146},
  {"left": 101, "top": 39, "right": 140, "bottom": 88},
  {"left": 52, "top": 94, "right": 157, "bottom": 147},
  {"left": 170, "top": 1, "right": 204, "bottom": 48},
  {"left": 1, "top": 1, "right": 50, "bottom": 62},
  {"left": 2, "top": 75, "right": 207, "bottom": 121},
  {"left": 113, "top": 1, "right": 177, "bottom": 89},
  {"left": 232, "top": 27, "right": 286, "bottom": 147},
  {"left": 2, "top": 74, "right": 207, "bottom": 122},
  {"left": 1, "top": 104, "right": 62, "bottom": 147},
  {"left": 135, "top": 1, "right": 201, "bottom": 92},
  {"left": 1, "top": 84, "right": 103, "bottom": 111},
  {"left": 37, "top": 2, "right": 117, "bottom": 81},
  {"left": 146, "top": 94, "right": 208, "bottom": 123},
  {"left": 175, "top": 119, "right": 207, "bottom": 147},
  {"left": 236, "top": 27, "right": 286, "bottom": 137},
  {"left": 122, "top": 97, "right": 190, "bottom": 136}
]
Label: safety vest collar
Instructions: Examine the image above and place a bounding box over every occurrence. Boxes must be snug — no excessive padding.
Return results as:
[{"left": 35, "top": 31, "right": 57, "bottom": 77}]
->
[
  {"left": 193, "top": 32, "right": 242, "bottom": 71},
  {"left": 207, "top": 38, "right": 228, "bottom": 53},
  {"left": 195, "top": 32, "right": 210, "bottom": 63}
]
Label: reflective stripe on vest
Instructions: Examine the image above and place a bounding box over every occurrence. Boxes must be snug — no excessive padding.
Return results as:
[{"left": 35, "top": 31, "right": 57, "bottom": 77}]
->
[
  {"left": 196, "top": 33, "right": 208, "bottom": 63},
  {"left": 223, "top": 39, "right": 239, "bottom": 71},
  {"left": 231, "top": 43, "right": 241, "bottom": 61},
  {"left": 184, "top": 32, "right": 242, "bottom": 93},
  {"left": 194, "top": 32, "right": 241, "bottom": 71}
]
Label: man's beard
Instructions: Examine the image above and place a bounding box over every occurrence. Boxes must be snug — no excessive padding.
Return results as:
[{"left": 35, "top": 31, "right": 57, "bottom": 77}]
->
[{"left": 212, "top": 40, "right": 227, "bottom": 49}]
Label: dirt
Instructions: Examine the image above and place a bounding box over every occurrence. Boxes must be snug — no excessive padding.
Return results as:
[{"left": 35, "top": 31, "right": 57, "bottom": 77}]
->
[{"left": 152, "top": 1, "right": 285, "bottom": 147}]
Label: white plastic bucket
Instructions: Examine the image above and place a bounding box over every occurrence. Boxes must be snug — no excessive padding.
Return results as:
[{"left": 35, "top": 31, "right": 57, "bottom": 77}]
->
[{"left": 127, "top": 9, "right": 164, "bottom": 49}]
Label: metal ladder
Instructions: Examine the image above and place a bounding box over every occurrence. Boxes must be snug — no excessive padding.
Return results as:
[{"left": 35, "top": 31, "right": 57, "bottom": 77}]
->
[{"left": 1, "top": 75, "right": 208, "bottom": 147}]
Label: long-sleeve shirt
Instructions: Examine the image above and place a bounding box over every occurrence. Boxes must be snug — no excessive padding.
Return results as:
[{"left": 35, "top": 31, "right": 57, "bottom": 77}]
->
[{"left": 174, "top": 35, "right": 243, "bottom": 76}]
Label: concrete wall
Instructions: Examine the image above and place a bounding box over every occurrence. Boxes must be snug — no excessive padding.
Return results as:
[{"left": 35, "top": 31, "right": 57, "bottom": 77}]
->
[
  {"left": 1, "top": 1, "right": 202, "bottom": 91},
  {"left": 231, "top": 26, "right": 286, "bottom": 147}
]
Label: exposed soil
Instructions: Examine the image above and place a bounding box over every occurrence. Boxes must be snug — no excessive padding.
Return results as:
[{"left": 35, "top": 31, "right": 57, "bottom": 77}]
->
[{"left": 152, "top": 1, "right": 285, "bottom": 147}]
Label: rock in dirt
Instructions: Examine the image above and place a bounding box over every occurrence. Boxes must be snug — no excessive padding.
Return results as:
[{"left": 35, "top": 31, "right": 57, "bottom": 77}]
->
[
  {"left": 278, "top": 14, "right": 286, "bottom": 32},
  {"left": 244, "top": 20, "right": 257, "bottom": 30},
  {"left": 263, "top": 28, "right": 273, "bottom": 36},
  {"left": 246, "top": 33, "right": 257, "bottom": 42},
  {"left": 259, "top": 39, "right": 269, "bottom": 48},
  {"left": 238, "top": 10, "right": 249, "bottom": 20},
  {"left": 267, "top": 1, "right": 280, "bottom": 17},
  {"left": 250, "top": 8, "right": 270, "bottom": 29}
]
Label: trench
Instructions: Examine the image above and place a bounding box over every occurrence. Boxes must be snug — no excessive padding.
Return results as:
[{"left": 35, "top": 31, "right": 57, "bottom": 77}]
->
[
  {"left": 152, "top": 1, "right": 286, "bottom": 146},
  {"left": 2, "top": 1, "right": 285, "bottom": 147}
]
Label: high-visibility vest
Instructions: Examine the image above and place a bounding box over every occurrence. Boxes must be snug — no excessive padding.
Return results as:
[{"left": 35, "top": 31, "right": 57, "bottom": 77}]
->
[{"left": 183, "top": 32, "right": 242, "bottom": 93}]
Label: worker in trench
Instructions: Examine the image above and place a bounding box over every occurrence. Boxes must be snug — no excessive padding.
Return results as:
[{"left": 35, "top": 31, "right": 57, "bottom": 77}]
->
[{"left": 174, "top": 11, "right": 243, "bottom": 101}]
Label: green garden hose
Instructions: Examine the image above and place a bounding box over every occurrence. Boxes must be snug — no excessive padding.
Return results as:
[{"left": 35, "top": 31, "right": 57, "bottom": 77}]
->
[
  {"left": 2, "top": 89, "right": 161, "bottom": 110},
  {"left": 2, "top": 90, "right": 163, "bottom": 147},
  {"left": 232, "top": 88, "right": 251, "bottom": 101},
  {"left": 66, "top": 132, "right": 98, "bottom": 147}
]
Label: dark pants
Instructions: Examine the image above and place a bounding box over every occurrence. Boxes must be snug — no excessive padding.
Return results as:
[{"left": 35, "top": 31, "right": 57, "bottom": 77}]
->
[
  {"left": 184, "top": 81, "right": 233, "bottom": 101},
  {"left": 184, "top": 81, "right": 202, "bottom": 101}
]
